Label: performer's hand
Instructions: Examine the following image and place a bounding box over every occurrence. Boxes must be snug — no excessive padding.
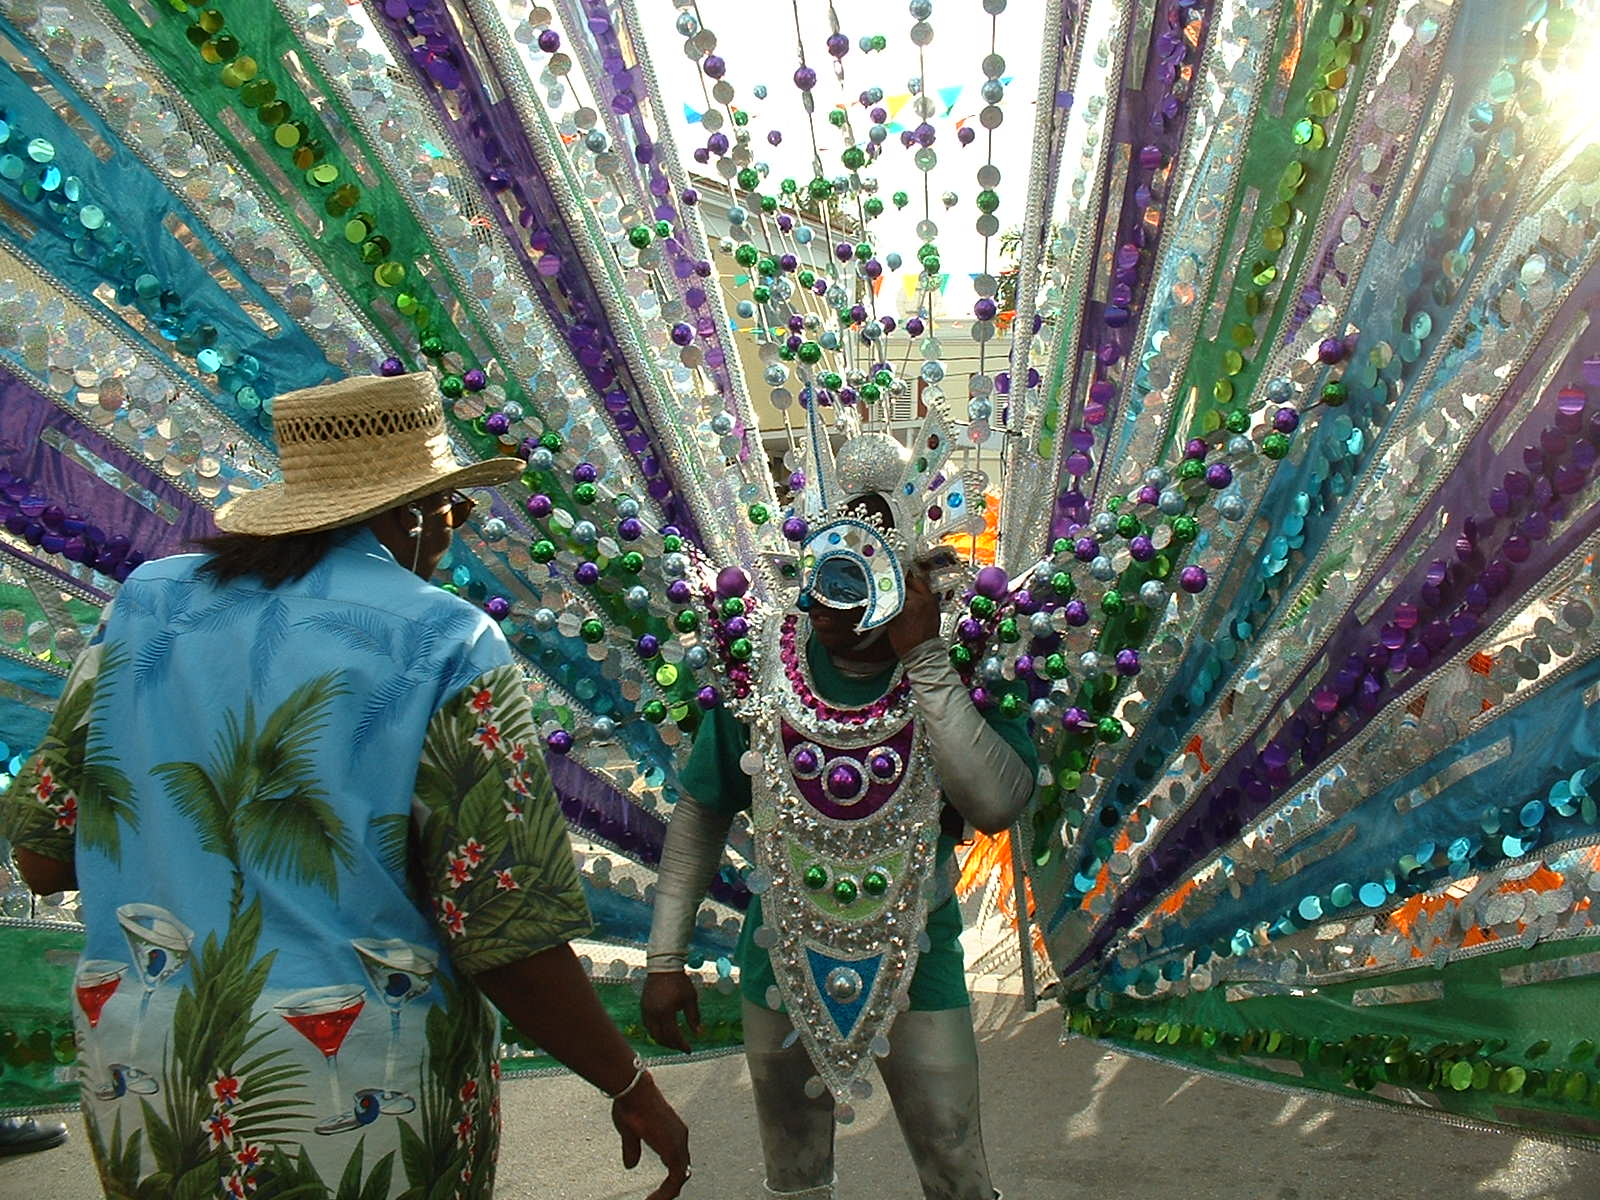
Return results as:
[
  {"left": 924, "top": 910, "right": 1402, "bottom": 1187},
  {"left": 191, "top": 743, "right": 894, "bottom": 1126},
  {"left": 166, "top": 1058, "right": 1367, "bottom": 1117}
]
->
[
  {"left": 641, "top": 970, "right": 701, "bottom": 1054},
  {"left": 612, "top": 1073, "right": 692, "bottom": 1199},
  {"left": 888, "top": 570, "right": 942, "bottom": 659}
]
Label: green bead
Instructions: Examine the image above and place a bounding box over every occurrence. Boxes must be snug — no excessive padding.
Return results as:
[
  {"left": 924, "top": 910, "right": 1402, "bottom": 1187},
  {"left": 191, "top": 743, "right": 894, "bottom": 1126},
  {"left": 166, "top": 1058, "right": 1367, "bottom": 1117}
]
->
[
  {"left": 997, "top": 617, "right": 1019, "bottom": 643},
  {"left": 737, "top": 167, "right": 760, "bottom": 190},
  {"left": 734, "top": 244, "right": 759, "bottom": 268},
  {"left": 804, "top": 865, "right": 829, "bottom": 890},
  {"left": 720, "top": 596, "right": 746, "bottom": 617},
  {"left": 530, "top": 539, "right": 556, "bottom": 563},
  {"left": 892, "top": 190, "right": 910, "bottom": 208},
  {"left": 729, "top": 637, "right": 753, "bottom": 661},
  {"left": 998, "top": 692, "right": 1023, "bottom": 718},
  {"left": 642, "top": 699, "right": 667, "bottom": 724},
  {"left": 833, "top": 878, "right": 858, "bottom": 904},
  {"left": 1261, "top": 432, "right": 1291, "bottom": 459},
  {"left": 654, "top": 220, "right": 672, "bottom": 238},
  {"left": 627, "top": 226, "right": 652, "bottom": 249},
  {"left": 1101, "top": 590, "right": 1124, "bottom": 615},
  {"left": 419, "top": 334, "right": 445, "bottom": 358},
  {"left": 780, "top": 178, "right": 799, "bottom": 195},
  {"left": 798, "top": 270, "right": 815, "bottom": 287},
  {"left": 1097, "top": 716, "right": 1124, "bottom": 743},
  {"left": 855, "top": 242, "right": 873, "bottom": 261},
  {"left": 950, "top": 644, "right": 973, "bottom": 669},
  {"left": 1225, "top": 408, "right": 1251, "bottom": 434},
  {"left": 573, "top": 482, "right": 598, "bottom": 504},
  {"left": 863, "top": 870, "right": 888, "bottom": 896},
  {"left": 859, "top": 383, "right": 881, "bottom": 402},
  {"left": 439, "top": 373, "right": 464, "bottom": 399},
  {"left": 873, "top": 369, "right": 893, "bottom": 387},
  {"left": 1052, "top": 538, "right": 1071, "bottom": 556},
  {"left": 842, "top": 147, "right": 866, "bottom": 170},
  {"left": 808, "top": 177, "right": 832, "bottom": 199},
  {"left": 1116, "top": 513, "right": 1141, "bottom": 539},
  {"left": 752, "top": 286, "right": 771, "bottom": 303},
  {"left": 1050, "top": 571, "right": 1074, "bottom": 596},
  {"left": 797, "top": 341, "right": 822, "bottom": 365},
  {"left": 1322, "top": 380, "right": 1349, "bottom": 406},
  {"left": 820, "top": 371, "right": 843, "bottom": 390},
  {"left": 975, "top": 189, "right": 999, "bottom": 214},
  {"left": 580, "top": 618, "right": 606, "bottom": 643},
  {"left": 757, "top": 257, "right": 779, "bottom": 278},
  {"left": 864, "top": 197, "right": 884, "bottom": 217},
  {"left": 674, "top": 609, "right": 700, "bottom": 633},
  {"left": 240, "top": 79, "right": 276, "bottom": 107},
  {"left": 662, "top": 534, "right": 683, "bottom": 552},
  {"left": 921, "top": 256, "right": 940, "bottom": 274},
  {"left": 541, "top": 431, "right": 563, "bottom": 451},
  {"left": 1045, "top": 653, "right": 1068, "bottom": 679},
  {"left": 760, "top": 195, "right": 778, "bottom": 214},
  {"left": 1171, "top": 515, "right": 1199, "bottom": 542},
  {"left": 1178, "top": 457, "right": 1206, "bottom": 481},
  {"left": 970, "top": 595, "right": 997, "bottom": 619},
  {"left": 747, "top": 503, "right": 770, "bottom": 525},
  {"left": 620, "top": 551, "right": 645, "bottom": 573}
]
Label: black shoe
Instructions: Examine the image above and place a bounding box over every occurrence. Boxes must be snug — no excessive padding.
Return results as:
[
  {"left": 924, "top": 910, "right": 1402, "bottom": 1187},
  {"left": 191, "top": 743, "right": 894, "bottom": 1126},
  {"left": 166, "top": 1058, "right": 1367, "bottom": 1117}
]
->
[{"left": 0, "top": 1117, "right": 69, "bottom": 1156}]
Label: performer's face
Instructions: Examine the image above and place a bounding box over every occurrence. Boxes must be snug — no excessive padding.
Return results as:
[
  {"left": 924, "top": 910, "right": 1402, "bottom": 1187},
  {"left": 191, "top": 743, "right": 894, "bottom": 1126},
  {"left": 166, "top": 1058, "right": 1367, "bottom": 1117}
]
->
[{"left": 806, "top": 598, "right": 871, "bottom": 654}]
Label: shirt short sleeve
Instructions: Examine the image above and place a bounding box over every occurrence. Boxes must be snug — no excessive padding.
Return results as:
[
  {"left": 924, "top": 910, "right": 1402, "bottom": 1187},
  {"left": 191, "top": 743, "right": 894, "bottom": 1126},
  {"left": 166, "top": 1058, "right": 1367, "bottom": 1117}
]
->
[
  {"left": 678, "top": 705, "right": 753, "bottom": 816},
  {"left": 411, "top": 663, "right": 592, "bottom": 974},
  {"left": 1, "top": 632, "right": 115, "bottom": 864}
]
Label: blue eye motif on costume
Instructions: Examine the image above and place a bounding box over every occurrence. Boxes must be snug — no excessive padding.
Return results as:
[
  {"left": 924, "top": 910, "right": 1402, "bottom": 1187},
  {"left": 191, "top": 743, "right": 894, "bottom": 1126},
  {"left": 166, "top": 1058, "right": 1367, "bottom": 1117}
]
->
[{"left": 801, "top": 518, "right": 905, "bottom": 632}]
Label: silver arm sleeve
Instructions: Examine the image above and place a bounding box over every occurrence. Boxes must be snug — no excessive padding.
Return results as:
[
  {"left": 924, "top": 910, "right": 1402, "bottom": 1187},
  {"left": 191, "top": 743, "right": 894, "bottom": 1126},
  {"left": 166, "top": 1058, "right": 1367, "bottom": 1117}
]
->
[
  {"left": 646, "top": 796, "right": 736, "bottom": 973},
  {"left": 901, "top": 638, "right": 1036, "bottom": 834}
]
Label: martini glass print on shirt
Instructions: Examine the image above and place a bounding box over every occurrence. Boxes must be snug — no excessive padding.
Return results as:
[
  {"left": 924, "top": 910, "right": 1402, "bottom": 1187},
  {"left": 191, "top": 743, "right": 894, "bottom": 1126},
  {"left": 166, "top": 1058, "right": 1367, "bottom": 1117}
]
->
[
  {"left": 115, "top": 902, "right": 194, "bottom": 1063},
  {"left": 352, "top": 937, "right": 436, "bottom": 1115},
  {"left": 276, "top": 984, "right": 369, "bottom": 1135}
]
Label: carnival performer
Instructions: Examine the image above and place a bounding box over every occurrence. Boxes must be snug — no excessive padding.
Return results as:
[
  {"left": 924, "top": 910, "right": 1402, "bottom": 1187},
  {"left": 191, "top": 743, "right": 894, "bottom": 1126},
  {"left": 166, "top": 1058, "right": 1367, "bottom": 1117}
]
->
[
  {"left": 643, "top": 428, "right": 1036, "bottom": 1200},
  {"left": 2, "top": 374, "right": 689, "bottom": 1199}
]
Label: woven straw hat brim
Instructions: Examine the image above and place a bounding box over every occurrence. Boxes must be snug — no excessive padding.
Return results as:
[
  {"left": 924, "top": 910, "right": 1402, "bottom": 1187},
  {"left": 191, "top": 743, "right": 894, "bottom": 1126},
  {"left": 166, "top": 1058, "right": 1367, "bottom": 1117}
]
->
[{"left": 214, "top": 456, "right": 524, "bottom": 536}]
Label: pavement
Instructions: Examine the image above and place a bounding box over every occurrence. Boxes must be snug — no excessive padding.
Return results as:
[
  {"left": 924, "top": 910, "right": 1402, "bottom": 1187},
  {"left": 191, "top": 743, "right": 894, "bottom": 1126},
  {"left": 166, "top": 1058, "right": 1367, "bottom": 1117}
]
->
[{"left": 4, "top": 994, "right": 1599, "bottom": 1200}]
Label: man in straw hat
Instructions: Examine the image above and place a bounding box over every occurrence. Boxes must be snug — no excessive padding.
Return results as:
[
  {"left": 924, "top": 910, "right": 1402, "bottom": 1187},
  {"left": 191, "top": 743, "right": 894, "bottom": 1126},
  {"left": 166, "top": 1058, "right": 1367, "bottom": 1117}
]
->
[{"left": 3, "top": 373, "right": 690, "bottom": 1199}]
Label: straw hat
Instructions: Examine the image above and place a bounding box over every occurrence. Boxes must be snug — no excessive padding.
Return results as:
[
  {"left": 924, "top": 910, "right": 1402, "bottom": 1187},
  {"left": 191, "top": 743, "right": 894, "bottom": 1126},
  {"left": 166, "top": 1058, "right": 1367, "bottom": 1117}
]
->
[{"left": 214, "top": 373, "right": 524, "bottom": 535}]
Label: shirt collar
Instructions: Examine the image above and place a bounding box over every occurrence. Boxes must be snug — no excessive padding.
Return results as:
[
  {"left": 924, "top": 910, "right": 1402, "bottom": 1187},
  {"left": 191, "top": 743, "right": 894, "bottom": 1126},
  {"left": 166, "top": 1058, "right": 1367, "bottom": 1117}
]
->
[{"left": 329, "top": 524, "right": 401, "bottom": 568}]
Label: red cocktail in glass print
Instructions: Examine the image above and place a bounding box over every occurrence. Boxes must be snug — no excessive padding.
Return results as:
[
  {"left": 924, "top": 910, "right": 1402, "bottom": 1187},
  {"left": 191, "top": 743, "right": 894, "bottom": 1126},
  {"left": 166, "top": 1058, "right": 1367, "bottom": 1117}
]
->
[
  {"left": 75, "top": 960, "right": 126, "bottom": 1029},
  {"left": 276, "top": 985, "right": 366, "bottom": 1133}
]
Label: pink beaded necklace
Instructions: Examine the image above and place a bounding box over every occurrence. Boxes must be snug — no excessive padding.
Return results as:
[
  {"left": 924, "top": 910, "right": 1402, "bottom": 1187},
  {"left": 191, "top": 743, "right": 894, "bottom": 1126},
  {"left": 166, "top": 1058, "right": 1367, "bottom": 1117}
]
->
[{"left": 779, "top": 613, "right": 912, "bottom": 724}]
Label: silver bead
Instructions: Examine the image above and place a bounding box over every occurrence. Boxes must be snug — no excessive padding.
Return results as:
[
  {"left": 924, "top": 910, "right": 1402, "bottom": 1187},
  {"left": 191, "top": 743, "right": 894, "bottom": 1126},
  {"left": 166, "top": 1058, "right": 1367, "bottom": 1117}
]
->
[
  {"left": 1139, "top": 580, "right": 1167, "bottom": 608},
  {"left": 980, "top": 80, "right": 1004, "bottom": 104},
  {"left": 529, "top": 447, "right": 554, "bottom": 471},
  {"left": 1031, "top": 697, "right": 1056, "bottom": 721},
  {"left": 1143, "top": 467, "right": 1169, "bottom": 487},
  {"left": 616, "top": 496, "right": 640, "bottom": 518},
  {"left": 481, "top": 517, "right": 507, "bottom": 541},
  {"left": 686, "top": 645, "right": 710, "bottom": 669},
  {"left": 1217, "top": 494, "right": 1246, "bottom": 521},
  {"left": 1159, "top": 488, "right": 1186, "bottom": 515},
  {"left": 662, "top": 552, "right": 689, "bottom": 579},
  {"left": 571, "top": 521, "right": 597, "bottom": 544},
  {"left": 1227, "top": 434, "right": 1253, "bottom": 456},
  {"left": 861, "top": 320, "right": 883, "bottom": 341},
  {"left": 624, "top": 585, "right": 651, "bottom": 612},
  {"left": 1092, "top": 511, "right": 1117, "bottom": 536},
  {"left": 1080, "top": 651, "right": 1104, "bottom": 676},
  {"left": 592, "top": 716, "right": 618, "bottom": 740},
  {"left": 764, "top": 364, "right": 789, "bottom": 386},
  {"left": 1029, "top": 611, "right": 1054, "bottom": 637},
  {"left": 711, "top": 412, "right": 736, "bottom": 435},
  {"left": 532, "top": 607, "right": 557, "bottom": 632},
  {"left": 1090, "top": 555, "right": 1116, "bottom": 582},
  {"left": 584, "top": 129, "right": 609, "bottom": 153},
  {"left": 980, "top": 655, "right": 1006, "bottom": 682}
]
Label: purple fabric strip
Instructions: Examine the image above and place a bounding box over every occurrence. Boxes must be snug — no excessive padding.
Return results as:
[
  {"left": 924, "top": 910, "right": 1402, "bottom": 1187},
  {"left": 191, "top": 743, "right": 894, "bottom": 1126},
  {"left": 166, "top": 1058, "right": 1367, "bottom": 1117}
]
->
[
  {"left": 1064, "top": 280, "right": 1600, "bottom": 975},
  {"left": 0, "top": 363, "right": 215, "bottom": 585},
  {"left": 374, "top": 1, "right": 701, "bottom": 541},
  {"left": 545, "top": 749, "right": 749, "bottom": 909}
]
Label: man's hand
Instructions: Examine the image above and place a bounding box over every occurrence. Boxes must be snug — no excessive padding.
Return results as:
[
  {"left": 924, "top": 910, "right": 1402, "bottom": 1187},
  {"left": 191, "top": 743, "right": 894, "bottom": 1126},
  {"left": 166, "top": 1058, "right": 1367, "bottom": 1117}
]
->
[
  {"left": 641, "top": 971, "right": 702, "bottom": 1054},
  {"left": 887, "top": 569, "right": 942, "bottom": 659},
  {"left": 612, "top": 1074, "right": 691, "bottom": 1200}
]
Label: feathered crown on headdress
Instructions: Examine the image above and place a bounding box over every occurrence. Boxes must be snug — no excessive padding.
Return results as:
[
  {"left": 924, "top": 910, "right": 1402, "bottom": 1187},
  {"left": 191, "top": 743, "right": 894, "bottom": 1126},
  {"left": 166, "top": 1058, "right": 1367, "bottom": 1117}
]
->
[{"left": 760, "top": 398, "right": 988, "bottom": 630}]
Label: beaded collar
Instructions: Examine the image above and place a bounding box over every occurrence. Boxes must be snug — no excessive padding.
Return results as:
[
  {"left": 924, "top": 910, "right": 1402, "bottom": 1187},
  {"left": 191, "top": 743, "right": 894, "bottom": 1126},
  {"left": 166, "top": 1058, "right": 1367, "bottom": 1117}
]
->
[{"left": 779, "top": 612, "right": 912, "bottom": 725}]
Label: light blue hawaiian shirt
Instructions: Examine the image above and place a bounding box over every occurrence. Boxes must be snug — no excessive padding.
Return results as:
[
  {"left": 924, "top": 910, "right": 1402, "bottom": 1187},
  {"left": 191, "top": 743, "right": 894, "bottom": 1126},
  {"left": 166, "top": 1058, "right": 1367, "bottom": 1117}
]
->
[{"left": 1, "top": 526, "right": 591, "bottom": 1199}]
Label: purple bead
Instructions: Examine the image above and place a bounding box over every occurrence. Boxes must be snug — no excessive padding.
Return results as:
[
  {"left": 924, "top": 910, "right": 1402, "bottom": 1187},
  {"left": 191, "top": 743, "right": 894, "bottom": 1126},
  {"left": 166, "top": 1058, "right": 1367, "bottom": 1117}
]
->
[
  {"left": 463, "top": 368, "right": 487, "bottom": 391},
  {"left": 617, "top": 517, "right": 643, "bottom": 541},
  {"left": 1129, "top": 535, "right": 1154, "bottom": 561},
  {"left": 484, "top": 596, "right": 511, "bottom": 620},
  {"left": 793, "top": 748, "right": 819, "bottom": 774},
  {"left": 546, "top": 729, "right": 574, "bottom": 754},
  {"left": 849, "top": 303, "right": 868, "bottom": 323},
  {"left": 484, "top": 412, "right": 510, "bottom": 436},
  {"left": 1184, "top": 437, "right": 1208, "bottom": 459},
  {"left": 636, "top": 634, "right": 660, "bottom": 658},
  {"left": 706, "top": 132, "right": 729, "bottom": 156},
  {"left": 575, "top": 562, "right": 601, "bottom": 586},
  {"left": 1205, "top": 463, "right": 1232, "bottom": 489},
  {"left": 1115, "top": 648, "right": 1141, "bottom": 676},
  {"left": 667, "top": 579, "right": 693, "bottom": 605},
  {"left": 670, "top": 322, "right": 694, "bottom": 346},
  {"left": 1317, "top": 337, "right": 1346, "bottom": 365},
  {"left": 974, "top": 298, "right": 998, "bottom": 322},
  {"left": 526, "top": 494, "right": 554, "bottom": 518},
  {"left": 537, "top": 29, "right": 560, "bottom": 52},
  {"left": 826, "top": 762, "right": 863, "bottom": 797},
  {"left": 379, "top": 357, "right": 406, "bottom": 376},
  {"left": 864, "top": 259, "right": 883, "bottom": 279},
  {"left": 1179, "top": 565, "right": 1208, "bottom": 593},
  {"left": 696, "top": 686, "right": 721, "bottom": 710},
  {"left": 682, "top": 187, "right": 700, "bottom": 206},
  {"left": 958, "top": 617, "right": 987, "bottom": 642},
  {"left": 780, "top": 253, "right": 799, "bottom": 272},
  {"left": 870, "top": 754, "right": 896, "bottom": 779},
  {"left": 880, "top": 315, "right": 896, "bottom": 333},
  {"left": 906, "top": 317, "right": 925, "bottom": 337},
  {"left": 1137, "top": 485, "right": 1160, "bottom": 506},
  {"left": 768, "top": 130, "right": 784, "bottom": 146},
  {"left": 974, "top": 565, "right": 1009, "bottom": 598},
  {"left": 970, "top": 687, "right": 992, "bottom": 710},
  {"left": 957, "top": 126, "right": 976, "bottom": 146},
  {"left": 715, "top": 566, "right": 751, "bottom": 598},
  {"left": 794, "top": 65, "right": 817, "bottom": 91},
  {"left": 1064, "top": 599, "right": 1090, "bottom": 626},
  {"left": 704, "top": 55, "right": 727, "bottom": 79},
  {"left": 573, "top": 462, "right": 599, "bottom": 484},
  {"left": 835, "top": 242, "right": 855, "bottom": 263},
  {"left": 782, "top": 516, "right": 809, "bottom": 541},
  {"left": 1074, "top": 536, "right": 1099, "bottom": 562},
  {"left": 826, "top": 33, "right": 850, "bottom": 57},
  {"left": 1273, "top": 407, "right": 1299, "bottom": 433},
  {"left": 723, "top": 616, "right": 749, "bottom": 639}
]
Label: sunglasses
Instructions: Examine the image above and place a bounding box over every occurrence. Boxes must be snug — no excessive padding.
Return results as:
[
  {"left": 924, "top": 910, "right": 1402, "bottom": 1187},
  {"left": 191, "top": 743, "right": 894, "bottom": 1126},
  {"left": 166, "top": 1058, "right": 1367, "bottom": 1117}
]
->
[{"left": 422, "top": 489, "right": 476, "bottom": 529}]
